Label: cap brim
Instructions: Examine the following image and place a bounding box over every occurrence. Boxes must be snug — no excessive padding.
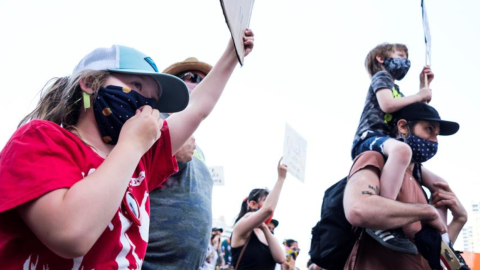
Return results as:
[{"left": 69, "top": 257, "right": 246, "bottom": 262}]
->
[
  {"left": 163, "top": 62, "right": 212, "bottom": 76},
  {"left": 421, "top": 118, "right": 460, "bottom": 136},
  {"left": 438, "top": 121, "right": 459, "bottom": 136},
  {"left": 109, "top": 69, "right": 189, "bottom": 113}
]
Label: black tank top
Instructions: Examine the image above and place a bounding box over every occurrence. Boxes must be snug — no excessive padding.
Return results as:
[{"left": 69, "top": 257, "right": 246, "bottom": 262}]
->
[{"left": 231, "top": 230, "right": 276, "bottom": 270}]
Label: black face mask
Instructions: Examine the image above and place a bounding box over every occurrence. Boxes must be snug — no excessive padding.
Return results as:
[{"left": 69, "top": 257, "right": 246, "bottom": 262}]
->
[
  {"left": 383, "top": 57, "right": 411, "bottom": 80},
  {"left": 93, "top": 85, "right": 157, "bottom": 145},
  {"left": 404, "top": 133, "right": 438, "bottom": 163}
]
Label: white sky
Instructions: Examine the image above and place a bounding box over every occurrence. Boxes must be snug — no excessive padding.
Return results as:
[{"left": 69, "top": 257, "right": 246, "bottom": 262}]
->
[{"left": 1, "top": 0, "right": 479, "bottom": 268}]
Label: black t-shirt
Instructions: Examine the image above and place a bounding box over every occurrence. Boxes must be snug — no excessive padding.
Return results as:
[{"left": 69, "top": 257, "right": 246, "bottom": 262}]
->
[
  {"left": 352, "top": 71, "right": 404, "bottom": 148},
  {"left": 231, "top": 231, "right": 276, "bottom": 270}
]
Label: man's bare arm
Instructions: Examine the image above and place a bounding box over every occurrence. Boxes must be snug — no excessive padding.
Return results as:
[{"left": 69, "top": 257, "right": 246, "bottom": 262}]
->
[{"left": 343, "top": 167, "right": 446, "bottom": 233}]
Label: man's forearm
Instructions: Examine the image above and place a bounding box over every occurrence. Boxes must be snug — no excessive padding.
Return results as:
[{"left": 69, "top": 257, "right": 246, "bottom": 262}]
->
[
  {"left": 344, "top": 169, "right": 440, "bottom": 230},
  {"left": 345, "top": 195, "right": 438, "bottom": 230}
]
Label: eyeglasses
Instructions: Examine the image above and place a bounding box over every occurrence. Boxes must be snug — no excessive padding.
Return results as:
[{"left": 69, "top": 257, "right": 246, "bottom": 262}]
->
[
  {"left": 122, "top": 187, "right": 141, "bottom": 226},
  {"left": 287, "top": 247, "right": 301, "bottom": 257},
  {"left": 177, "top": 72, "right": 203, "bottom": 83}
]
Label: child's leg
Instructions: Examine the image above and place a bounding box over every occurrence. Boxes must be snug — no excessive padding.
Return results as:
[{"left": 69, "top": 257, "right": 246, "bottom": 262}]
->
[
  {"left": 361, "top": 137, "right": 418, "bottom": 255},
  {"left": 380, "top": 139, "right": 412, "bottom": 200}
]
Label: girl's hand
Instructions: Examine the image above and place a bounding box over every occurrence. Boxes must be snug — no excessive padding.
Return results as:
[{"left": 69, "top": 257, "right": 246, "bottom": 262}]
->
[
  {"left": 278, "top": 157, "right": 288, "bottom": 180},
  {"left": 431, "top": 182, "right": 468, "bottom": 224},
  {"left": 118, "top": 105, "right": 162, "bottom": 154},
  {"left": 243, "top": 29, "right": 255, "bottom": 57}
]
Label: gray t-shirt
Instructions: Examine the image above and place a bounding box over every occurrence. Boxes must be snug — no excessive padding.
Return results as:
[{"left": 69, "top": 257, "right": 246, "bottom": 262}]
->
[
  {"left": 352, "top": 71, "right": 404, "bottom": 150},
  {"left": 143, "top": 117, "right": 213, "bottom": 270}
]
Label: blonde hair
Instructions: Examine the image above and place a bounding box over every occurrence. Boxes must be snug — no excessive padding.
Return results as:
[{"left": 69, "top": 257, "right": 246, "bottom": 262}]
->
[
  {"left": 365, "top": 43, "right": 409, "bottom": 77},
  {"left": 19, "top": 70, "right": 110, "bottom": 129}
]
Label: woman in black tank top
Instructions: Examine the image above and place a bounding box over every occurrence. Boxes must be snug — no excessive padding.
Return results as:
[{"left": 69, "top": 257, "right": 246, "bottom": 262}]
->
[{"left": 230, "top": 158, "right": 288, "bottom": 270}]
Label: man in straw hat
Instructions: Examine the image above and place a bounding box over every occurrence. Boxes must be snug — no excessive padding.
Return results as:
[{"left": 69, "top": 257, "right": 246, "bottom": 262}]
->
[{"left": 143, "top": 57, "right": 216, "bottom": 270}]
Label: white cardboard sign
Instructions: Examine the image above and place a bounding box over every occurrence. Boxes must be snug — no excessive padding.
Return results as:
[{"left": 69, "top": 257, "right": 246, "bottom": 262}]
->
[
  {"left": 209, "top": 166, "right": 225, "bottom": 186},
  {"left": 220, "top": 0, "right": 255, "bottom": 65},
  {"left": 282, "top": 123, "right": 307, "bottom": 182}
]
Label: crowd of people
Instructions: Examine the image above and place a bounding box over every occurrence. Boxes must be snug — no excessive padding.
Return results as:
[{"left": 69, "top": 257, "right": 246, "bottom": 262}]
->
[{"left": 0, "top": 10, "right": 471, "bottom": 270}]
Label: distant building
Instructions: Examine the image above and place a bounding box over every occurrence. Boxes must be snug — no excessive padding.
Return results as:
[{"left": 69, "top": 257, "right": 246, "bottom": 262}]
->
[{"left": 462, "top": 202, "right": 480, "bottom": 252}]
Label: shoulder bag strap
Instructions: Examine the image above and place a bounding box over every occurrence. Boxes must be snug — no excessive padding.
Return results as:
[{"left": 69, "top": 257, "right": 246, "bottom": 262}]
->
[{"left": 235, "top": 233, "right": 252, "bottom": 269}]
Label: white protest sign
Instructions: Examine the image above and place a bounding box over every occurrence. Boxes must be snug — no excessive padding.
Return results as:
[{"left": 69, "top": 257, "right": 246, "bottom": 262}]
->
[
  {"left": 282, "top": 123, "right": 307, "bottom": 182},
  {"left": 220, "top": 0, "right": 255, "bottom": 65},
  {"left": 209, "top": 166, "right": 225, "bottom": 186}
]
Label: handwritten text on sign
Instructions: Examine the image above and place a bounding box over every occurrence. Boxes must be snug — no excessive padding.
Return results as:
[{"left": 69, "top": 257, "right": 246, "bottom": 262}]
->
[{"left": 209, "top": 166, "right": 225, "bottom": 186}]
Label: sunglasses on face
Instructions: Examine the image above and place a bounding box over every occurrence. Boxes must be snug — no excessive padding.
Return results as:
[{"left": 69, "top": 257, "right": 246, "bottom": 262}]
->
[
  {"left": 122, "top": 187, "right": 141, "bottom": 226},
  {"left": 177, "top": 72, "right": 203, "bottom": 84}
]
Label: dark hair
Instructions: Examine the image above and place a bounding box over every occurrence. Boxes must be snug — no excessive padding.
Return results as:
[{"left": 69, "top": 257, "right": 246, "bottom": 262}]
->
[
  {"left": 284, "top": 239, "right": 298, "bottom": 247},
  {"left": 389, "top": 120, "right": 418, "bottom": 138},
  {"left": 234, "top": 188, "right": 269, "bottom": 224},
  {"left": 365, "top": 43, "right": 409, "bottom": 77}
]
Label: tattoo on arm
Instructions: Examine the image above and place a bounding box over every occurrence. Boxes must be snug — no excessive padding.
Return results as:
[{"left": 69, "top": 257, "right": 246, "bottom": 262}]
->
[
  {"left": 361, "top": 185, "right": 380, "bottom": 196},
  {"left": 368, "top": 185, "right": 379, "bottom": 195}
]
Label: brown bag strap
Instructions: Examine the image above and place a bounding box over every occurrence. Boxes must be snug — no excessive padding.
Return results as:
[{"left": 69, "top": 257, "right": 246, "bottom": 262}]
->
[{"left": 234, "top": 233, "right": 252, "bottom": 269}]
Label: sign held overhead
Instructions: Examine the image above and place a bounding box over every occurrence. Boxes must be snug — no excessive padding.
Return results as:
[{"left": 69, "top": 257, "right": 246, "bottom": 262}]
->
[
  {"left": 282, "top": 123, "right": 307, "bottom": 182},
  {"left": 220, "top": 0, "right": 255, "bottom": 66}
]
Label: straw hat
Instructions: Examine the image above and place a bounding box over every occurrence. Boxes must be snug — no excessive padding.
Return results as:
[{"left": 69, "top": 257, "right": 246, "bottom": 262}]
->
[{"left": 163, "top": 57, "right": 212, "bottom": 76}]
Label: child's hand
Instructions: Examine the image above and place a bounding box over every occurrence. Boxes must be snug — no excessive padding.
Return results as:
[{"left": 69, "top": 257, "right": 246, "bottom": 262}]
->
[
  {"left": 243, "top": 29, "right": 254, "bottom": 57},
  {"left": 118, "top": 105, "right": 162, "bottom": 154},
  {"left": 420, "top": 66, "right": 434, "bottom": 87},
  {"left": 417, "top": 87, "right": 432, "bottom": 103},
  {"left": 277, "top": 157, "right": 288, "bottom": 180}
]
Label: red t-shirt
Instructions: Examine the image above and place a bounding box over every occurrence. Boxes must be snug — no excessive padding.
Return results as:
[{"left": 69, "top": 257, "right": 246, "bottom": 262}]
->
[{"left": 0, "top": 120, "right": 178, "bottom": 269}]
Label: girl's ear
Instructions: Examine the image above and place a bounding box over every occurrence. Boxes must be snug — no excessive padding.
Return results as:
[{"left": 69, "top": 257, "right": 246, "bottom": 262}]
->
[
  {"left": 375, "top": 55, "right": 385, "bottom": 64},
  {"left": 247, "top": 200, "right": 258, "bottom": 210},
  {"left": 79, "top": 77, "right": 95, "bottom": 94}
]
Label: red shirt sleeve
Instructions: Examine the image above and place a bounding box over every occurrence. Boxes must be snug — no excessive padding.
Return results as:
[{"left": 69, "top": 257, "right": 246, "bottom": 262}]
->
[
  {"left": 0, "top": 121, "right": 88, "bottom": 212},
  {"left": 143, "top": 120, "right": 178, "bottom": 191}
]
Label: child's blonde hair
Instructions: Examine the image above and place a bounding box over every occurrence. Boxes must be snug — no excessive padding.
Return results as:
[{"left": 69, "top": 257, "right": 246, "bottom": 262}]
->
[
  {"left": 365, "top": 43, "right": 409, "bottom": 77},
  {"left": 19, "top": 70, "right": 110, "bottom": 129}
]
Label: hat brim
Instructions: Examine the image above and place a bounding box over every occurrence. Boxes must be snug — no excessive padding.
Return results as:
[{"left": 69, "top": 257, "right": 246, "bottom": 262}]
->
[
  {"left": 163, "top": 62, "right": 212, "bottom": 76},
  {"left": 420, "top": 118, "right": 460, "bottom": 136},
  {"left": 109, "top": 69, "right": 189, "bottom": 113}
]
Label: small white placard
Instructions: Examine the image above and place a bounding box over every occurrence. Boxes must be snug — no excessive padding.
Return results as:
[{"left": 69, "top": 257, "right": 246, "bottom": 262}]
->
[
  {"left": 209, "top": 166, "right": 225, "bottom": 186},
  {"left": 282, "top": 123, "right": 307, "bottom": 182}
]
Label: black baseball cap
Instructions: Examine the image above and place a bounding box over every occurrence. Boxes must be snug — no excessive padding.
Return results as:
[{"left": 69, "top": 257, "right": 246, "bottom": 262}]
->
[
  {"left": 212, "top": 227, "right": 223, "bottom": 233},
  {"left": 391, "top": 102, "right": 459, "bottom": 136}
]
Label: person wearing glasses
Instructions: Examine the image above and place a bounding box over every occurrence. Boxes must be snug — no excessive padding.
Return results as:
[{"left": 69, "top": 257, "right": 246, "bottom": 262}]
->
[
  {"left": 230, "top": 159, "right": 288, "bottom": 270},
  {"left": 282, "top": 239, "right": 300, "bottom": 270},
  {"left": 0, "top": 30, "right": 254, "bottom": 269},
  {"left": 143, "top": 57, "right": 217, "bottom": 270}
]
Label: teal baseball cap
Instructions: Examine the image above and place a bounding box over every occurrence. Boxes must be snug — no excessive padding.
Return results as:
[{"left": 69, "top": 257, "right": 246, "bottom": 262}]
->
[{"left": 73, "top": 45, "right": 189, "bottom": 113}]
